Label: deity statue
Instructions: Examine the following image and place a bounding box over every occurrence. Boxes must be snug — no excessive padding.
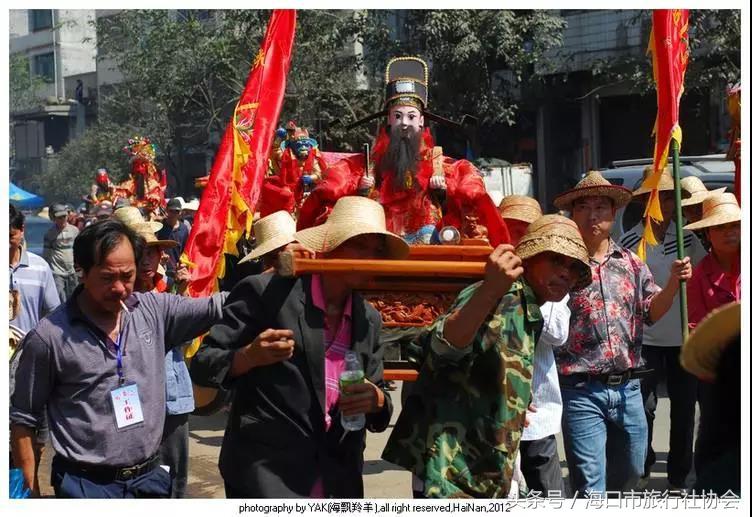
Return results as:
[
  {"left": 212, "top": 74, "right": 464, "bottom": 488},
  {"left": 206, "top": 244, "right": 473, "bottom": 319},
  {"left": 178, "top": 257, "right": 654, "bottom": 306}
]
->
[
  {"left": 115, "top": 136, "right": 167, "bottom": 210},
  {"left": 298, "top": 57, "right": 509, "bottom": 245},
  {"left": 258, "top": 121, "right": 328, "bottom": 217}
]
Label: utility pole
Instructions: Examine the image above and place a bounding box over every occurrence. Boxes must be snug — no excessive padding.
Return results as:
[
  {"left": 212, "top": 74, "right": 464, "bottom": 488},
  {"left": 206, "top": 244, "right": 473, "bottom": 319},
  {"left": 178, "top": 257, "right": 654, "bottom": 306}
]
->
[{"left": 51, "top": 9, "right": 60, "bottom": 100}]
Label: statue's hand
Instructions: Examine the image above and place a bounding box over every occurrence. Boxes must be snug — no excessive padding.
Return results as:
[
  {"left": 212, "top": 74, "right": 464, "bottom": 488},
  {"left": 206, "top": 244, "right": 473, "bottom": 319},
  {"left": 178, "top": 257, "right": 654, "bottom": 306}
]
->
[
  {"left": 301, "top": 174, "right": 316, "bottom": 187},
  {"left": 429, "top": 175, "right": 447, "bottom": 190},
  {"left": 358, "top": 175, "right": 375, "bottom": 192}
]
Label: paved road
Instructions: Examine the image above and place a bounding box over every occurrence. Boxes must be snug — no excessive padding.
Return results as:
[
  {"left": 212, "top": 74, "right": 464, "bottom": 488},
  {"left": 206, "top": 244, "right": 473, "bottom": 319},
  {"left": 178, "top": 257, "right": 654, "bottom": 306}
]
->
[{"left": 37, "top": 381, "right": 692, "bottom": 498}]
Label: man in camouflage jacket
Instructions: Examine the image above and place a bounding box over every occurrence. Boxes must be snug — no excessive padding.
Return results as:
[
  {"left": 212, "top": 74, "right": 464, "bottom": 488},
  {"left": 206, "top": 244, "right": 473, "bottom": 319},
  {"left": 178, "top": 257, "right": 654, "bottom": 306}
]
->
[{"left": 382, "top": 216, "right": 592, "bottom": 498}]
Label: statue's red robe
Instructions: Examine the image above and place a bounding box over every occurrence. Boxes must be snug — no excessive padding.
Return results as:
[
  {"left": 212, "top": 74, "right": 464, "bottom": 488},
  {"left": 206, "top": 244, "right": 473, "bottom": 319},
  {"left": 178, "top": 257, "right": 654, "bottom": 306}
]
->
[
  {"left": 258, "top": 148, "right": 328, "bottom": 217},
  {"left": 298, "top": 127, "right": 509, "bottom": 246}
]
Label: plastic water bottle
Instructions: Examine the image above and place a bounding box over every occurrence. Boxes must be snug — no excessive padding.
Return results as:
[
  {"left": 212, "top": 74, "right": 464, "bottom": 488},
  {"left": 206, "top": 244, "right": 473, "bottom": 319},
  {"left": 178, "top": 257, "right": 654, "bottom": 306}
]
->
[{"left": 340, "top": 351, "right": 366, "bottom": 431}]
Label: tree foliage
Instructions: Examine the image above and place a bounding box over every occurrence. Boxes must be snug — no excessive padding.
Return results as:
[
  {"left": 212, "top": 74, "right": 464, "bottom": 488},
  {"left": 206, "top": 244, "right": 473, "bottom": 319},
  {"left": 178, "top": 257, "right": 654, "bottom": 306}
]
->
[
  {"left": 358, "top": 10, "right": 567, "bottom": 126},
  {"left": 28, "top": 122, "right": 137, "bottom": 204},
  {"left": 9, "top": 54, "right": 47, "bottom": 113},
  {"left": 47, "top": 9, "right": 567, "bottom": 198},
  {"left": 94, "top": 11, "right": 263, "bottom": 177},
  {"left": 587, "top": 10, "right": 741, "bottom": 95}
]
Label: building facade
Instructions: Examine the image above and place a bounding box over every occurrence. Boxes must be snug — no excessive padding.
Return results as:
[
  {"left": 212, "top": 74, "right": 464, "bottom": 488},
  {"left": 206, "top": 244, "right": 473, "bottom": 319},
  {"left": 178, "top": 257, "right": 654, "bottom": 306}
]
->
[
  {"left": 534, "top": 9, "right": 729, "bottom": 209},
  {"left": 9, "top": 9, "right": 97, "bottom": 179}
]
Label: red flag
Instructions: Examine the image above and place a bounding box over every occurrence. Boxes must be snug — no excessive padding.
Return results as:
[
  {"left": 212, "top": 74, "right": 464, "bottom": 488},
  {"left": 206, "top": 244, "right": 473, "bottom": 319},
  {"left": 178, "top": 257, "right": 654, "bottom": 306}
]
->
[
  {"left": 181, "top": 10, "right": 296, "bottom": 299},
  {"left": 639, "top": 9, "right": 689, "bottom": 259}
]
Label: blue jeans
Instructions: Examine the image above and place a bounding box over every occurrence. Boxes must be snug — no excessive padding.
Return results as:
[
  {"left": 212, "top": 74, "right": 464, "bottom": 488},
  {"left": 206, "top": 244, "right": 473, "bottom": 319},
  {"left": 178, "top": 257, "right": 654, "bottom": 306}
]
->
[{"left": 560, "top": 377, "right": 647, "bottom": 496}]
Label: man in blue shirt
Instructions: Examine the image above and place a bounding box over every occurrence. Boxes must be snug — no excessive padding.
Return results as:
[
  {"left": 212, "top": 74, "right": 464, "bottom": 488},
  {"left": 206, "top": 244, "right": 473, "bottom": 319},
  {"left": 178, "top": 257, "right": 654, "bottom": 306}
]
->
[
  {"left": 10, "top": 205, "right": 61, "bottom": 333},
  {"left": 156, "top": 198, "right": 191, "bottom": 285},
  {"left": 9, "top": 204, "right": 60, "bottom": 495},
  {"left": 10, "top": 220, "right": 226, "bottom": 498}
]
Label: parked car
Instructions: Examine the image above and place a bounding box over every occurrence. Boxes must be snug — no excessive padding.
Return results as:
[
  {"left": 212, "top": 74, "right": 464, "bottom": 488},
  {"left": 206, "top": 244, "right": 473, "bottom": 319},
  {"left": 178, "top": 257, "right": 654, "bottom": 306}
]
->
[
  {"left": 21, "top": 214, "right": 54, "bottom": 257},
  {"left": 598, "top": 155, "right": 735, "bottom": 238}
]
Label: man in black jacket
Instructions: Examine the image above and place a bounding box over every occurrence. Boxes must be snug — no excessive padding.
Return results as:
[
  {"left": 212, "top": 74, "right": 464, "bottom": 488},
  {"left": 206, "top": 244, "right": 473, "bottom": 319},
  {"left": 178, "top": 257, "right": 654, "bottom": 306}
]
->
[{"left": 190, "top": 197, "right": 407, "bottom": 498}]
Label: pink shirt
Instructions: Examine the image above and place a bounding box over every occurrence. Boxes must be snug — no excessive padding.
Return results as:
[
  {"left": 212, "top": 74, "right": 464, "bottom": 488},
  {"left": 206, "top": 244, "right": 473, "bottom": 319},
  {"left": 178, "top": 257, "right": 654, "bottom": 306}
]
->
[
  {"left": 687, "top": 252, "right": 741, "bottom": 330},
  {"left": 310, "top": 274, "right": 353, "bottom": 497}
]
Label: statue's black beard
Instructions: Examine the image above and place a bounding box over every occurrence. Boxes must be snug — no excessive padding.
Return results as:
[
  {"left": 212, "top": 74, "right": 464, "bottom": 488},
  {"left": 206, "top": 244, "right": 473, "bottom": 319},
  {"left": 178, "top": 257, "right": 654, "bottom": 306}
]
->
[{"left": 377, "top": 125, "right": 421, "bottom": 191}]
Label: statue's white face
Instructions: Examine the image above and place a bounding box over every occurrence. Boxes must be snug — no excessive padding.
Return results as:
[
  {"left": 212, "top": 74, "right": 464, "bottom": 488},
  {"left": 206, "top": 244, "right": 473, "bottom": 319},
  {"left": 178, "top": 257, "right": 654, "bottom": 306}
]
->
[{"left": 387, "top": 105, "right": 424, "bottom": 134}]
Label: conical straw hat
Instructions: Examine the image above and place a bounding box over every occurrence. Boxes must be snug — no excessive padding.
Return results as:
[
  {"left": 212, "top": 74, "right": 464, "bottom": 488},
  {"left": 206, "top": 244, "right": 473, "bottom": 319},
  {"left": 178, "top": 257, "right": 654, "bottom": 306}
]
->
[
  {"left": 113, "top": 206, "right": 163, "bottom": 234},
  {"left": 553, "top": 171, "right": 632, "bottom": 210},
  {"left": 239, "top": 211, "right": 297, "bottom": 264},
  {"left": 498, "top": 195, "right": 542, "bottom": 223},
  {"left": 515, "top": 215, "right": 592, "bottom": 290},
  {"left": 632, "top": 166, "right": 674, "bottom": 196},
  {"left": 680, "top": 176, "right": 726, "bottom": 207},
  {"left": 294, "top": 196, "right": 409, "bottom": 259},
  {"left": 680, "top": 302, "right": 740, "bottom": 382},
  {"left": 683, "top": 193, "right": 741, "bottom": 231}
]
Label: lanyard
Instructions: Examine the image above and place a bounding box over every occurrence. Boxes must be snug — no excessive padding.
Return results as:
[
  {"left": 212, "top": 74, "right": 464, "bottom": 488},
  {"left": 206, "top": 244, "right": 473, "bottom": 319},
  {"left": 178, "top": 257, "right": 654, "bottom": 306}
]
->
[
  {"left": 111, "top": 308, "right": 127, "bottom": 385},
  {"left": 113, "top": 331, "right": 125, "bottom": 385}
]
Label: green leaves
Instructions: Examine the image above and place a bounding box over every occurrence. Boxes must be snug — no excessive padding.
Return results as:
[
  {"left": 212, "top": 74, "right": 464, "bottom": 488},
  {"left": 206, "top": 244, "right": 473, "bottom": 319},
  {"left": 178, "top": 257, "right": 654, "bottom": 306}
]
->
[
  {"left": 30, "top": 121, "right": 138, "bottom": 204},
  {"left": 358, "top": 11, "right": 566, "bottom": 127},
  {"left": 92, "top": 9, "right": 569, "bottom": 156},
  {"left": 9, "top": 54, "right": 47, "bottom": 112},
  {"left": 47, "top": 9, "right": 569, "bottom": 196},
  {"left": 581, "top": 10, "right": 740, "bottom": 96}
]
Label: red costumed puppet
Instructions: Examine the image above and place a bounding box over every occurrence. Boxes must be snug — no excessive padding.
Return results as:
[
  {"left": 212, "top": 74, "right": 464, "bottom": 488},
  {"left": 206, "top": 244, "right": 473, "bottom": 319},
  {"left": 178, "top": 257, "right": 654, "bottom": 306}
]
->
[
  {"left": 116, "top": 136, "right": 167, "bottom": 210},
  {"left": 86, "top": 168, "right": 116, "bottom": 207},
  {"left": 258, "top": 121, "right": 328, "bottom": 217},
  {"left": 298, "top": 57, "right": 509, "bottom": 245}
]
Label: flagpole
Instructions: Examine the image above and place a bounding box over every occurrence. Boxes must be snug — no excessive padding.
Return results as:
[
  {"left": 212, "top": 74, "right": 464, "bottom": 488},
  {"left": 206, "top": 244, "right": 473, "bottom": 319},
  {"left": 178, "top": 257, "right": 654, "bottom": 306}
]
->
[{"left": 671, "top": 138, "right": 689, "bottom": 342}]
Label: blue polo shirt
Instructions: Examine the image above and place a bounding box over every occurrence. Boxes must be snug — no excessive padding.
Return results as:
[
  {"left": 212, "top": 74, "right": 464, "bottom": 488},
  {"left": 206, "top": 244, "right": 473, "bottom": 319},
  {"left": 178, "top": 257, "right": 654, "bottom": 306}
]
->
[{"left": 9, "top": 248, "right": 61, "bottom": 334}]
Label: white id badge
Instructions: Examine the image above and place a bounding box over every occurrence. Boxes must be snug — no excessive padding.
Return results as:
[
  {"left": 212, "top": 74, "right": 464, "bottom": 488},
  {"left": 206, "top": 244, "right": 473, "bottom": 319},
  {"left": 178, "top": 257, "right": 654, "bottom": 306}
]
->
[{"left": 110, "top": 383, "right": 145, "bottom": 429}]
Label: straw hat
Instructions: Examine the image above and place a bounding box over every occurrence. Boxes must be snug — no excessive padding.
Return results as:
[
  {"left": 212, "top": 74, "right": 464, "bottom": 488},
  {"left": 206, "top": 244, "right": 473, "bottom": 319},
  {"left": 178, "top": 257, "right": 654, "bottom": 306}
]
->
[
  {"left": 294, "top": 196, "right": 409, "bottom": 259},
  {"left": 683, "top": 193, "right": 741, "bottom": 231},
  {"left": 680, "top": 302, "right": 740, "bottom": 382},
  {"left": 515, "top": 215, "right": 592, "bottom": 290},
  {"left": 632, "top": 166, "right": 674, "bottom": 197},
  {"left": 553, "top": 171, "right": 632, "bottom": 211},
  {"left": 498, "top": 195, "right": 543, "bottom": 224},
  {"left": 680, "top": 176, "right": 726, "bottom": 207},
  {"left": 131, "top": 222, "right": 178, "bottom": 249},
  {"left": 238, "top": 211, "right": 297, "bottom": 264},
  {"left": 113, "top": 206, "right": 163, "bottom": 234},
  {"left": 113, "top": 207, "right": 177, "bottom": 248}
]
